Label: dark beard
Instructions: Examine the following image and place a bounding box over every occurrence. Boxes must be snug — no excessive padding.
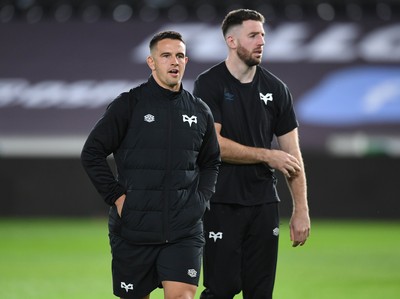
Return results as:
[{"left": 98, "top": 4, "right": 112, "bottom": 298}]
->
[{"left": 237, "top": 44, "right": 261, "bottom": 67}]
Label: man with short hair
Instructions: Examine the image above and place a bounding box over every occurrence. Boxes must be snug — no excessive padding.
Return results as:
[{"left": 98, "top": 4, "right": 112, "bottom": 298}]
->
[
  {"left": 82, "top": 31, "right": 220, "bottom": 299},
  {"left": 193, "top": 9, "right": 311, "bottom": 299}
]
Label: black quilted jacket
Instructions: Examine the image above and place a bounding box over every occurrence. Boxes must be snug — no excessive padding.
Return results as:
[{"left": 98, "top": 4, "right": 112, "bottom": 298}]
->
[{"left": 81, "top": 76, "right": 220, "bottom": 244}]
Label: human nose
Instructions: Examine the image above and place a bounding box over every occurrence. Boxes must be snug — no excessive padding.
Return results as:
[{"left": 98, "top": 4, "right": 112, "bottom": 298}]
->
[
  {"left": 170, "top": 56, "right": 179, "bottom": 65},
  {"left": 258, "top": 35, "right": 265, "bottom": 46}
]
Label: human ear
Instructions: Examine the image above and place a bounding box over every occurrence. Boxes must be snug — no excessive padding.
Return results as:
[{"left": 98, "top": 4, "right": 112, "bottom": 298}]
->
[
  {"left": 226, "top": 35, "right": 237, "bottom": 49},
  {"left": 146, "top": 56, "right": 155, "bottom": 70}
]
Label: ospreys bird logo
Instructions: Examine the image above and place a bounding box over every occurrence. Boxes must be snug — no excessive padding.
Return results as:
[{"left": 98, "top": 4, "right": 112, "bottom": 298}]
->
[
  {"left": 209, "top": 231, "right": 223, "bottom": 242},
  {"left": 260, "top": 92, "right": 273, "bottom": 105},
  {"left": 121, "top": 282, "right": 134, "bottom": 292},
  {"left": 182, "top": 115, "right": 197, "bottom": 127}
]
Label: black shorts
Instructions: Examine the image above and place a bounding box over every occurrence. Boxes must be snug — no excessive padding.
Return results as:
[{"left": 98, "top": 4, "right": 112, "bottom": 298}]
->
[
  {"left": 202, "top": 202, "right": 280, "bottom": 299},
  {"left": 109, "top": 233, "right": 204, "bottom": 299}
]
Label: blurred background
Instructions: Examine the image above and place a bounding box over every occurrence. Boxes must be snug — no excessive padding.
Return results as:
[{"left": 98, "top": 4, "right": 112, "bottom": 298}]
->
[{"left": 0, "top": 0, "right": 399, "bottom": 219}]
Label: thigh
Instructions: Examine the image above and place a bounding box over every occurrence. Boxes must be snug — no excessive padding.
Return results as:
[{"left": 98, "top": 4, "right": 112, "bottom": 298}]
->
[
  {"left": 157, "top": 234, "right": 204, "bottom": 286},
  {"left": 109, "top": 234, "right": 159, "bottom": 299},
  {"left": 202, "top": 204, "right": 246, "bottom": 297},
  {"left": 242, "top": 203, "right": 280, "bottom": 299}
]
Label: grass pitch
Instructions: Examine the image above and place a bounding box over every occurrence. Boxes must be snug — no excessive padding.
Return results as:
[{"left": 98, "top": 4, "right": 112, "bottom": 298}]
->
[{"left": 0, "top": 218, "right": 399, "bottom": 299}]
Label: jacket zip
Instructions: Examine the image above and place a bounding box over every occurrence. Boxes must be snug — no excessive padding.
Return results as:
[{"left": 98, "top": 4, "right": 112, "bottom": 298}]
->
[{"left": 163, "top": 101, "right": 173, "bottom": 243}]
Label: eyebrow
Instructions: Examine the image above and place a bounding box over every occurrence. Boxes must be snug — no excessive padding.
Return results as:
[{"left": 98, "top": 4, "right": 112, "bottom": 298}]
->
[
  {"left": 248, "top": 31, "right": 265, "bottom": 36},
  {"left": 160, "top": 51, "right": 185, "bottom": 56}
]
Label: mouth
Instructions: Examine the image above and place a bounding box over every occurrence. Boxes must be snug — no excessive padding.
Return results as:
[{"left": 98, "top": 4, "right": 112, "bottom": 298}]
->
[
  {"left": 168, "top": 69, "right": 179, "bottom": 76},
  {"left": 254, "top": 48, "right": 263, "bottom": 56}
]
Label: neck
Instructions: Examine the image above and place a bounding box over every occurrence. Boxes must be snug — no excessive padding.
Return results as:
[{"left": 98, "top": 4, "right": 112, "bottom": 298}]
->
[{"left": 225, "top": 55, "right": 257, "bottom": 84}]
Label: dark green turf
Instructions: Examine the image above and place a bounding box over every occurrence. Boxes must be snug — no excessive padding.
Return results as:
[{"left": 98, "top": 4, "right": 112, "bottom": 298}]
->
[{"left": 0, "top": 218, "right": 399, "bottom": 299}]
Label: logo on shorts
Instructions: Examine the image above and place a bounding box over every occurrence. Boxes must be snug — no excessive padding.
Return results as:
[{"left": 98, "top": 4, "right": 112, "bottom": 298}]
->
[
  {"left": 121, "top": 282, "right": 134, "bottom": 292},
  {"left": 209, "top": 231, "right": 223, "bottom": 242},
  {"left": 187, "top": 269, "right": 197, "bottom": 278},
  {"left": 273, "top": 227, "right": 280, "bottom": 236}
]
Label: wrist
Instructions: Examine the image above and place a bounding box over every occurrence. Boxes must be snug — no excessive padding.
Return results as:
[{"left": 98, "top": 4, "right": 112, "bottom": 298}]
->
[
  {"left": 256, "top": 147, "right": 270, "bottom": 163},
  {"left": 293, "top": 205, "right": 309, "bottom": 214}
]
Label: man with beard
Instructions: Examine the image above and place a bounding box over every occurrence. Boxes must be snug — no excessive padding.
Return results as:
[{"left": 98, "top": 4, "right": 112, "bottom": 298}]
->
[{"left": 193, "top": 9, "right": 311, "bottom": 299}]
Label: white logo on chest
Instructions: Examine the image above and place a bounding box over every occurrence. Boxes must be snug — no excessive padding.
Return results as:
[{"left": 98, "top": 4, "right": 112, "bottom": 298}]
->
[
  {"left": 182, "top": 115, "right": 197, "bottom": 127},
  {"left": 144, "top": 114, "right": 155, "bottom": 122},
  {"left": 260, "top": 93, "right": 273, "bottom": 105}
]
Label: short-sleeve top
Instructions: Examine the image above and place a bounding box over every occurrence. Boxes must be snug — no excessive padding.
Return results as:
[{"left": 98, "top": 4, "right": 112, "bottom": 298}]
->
[{"left": 193, "top": 62, "right": 298, "bottom": 205}]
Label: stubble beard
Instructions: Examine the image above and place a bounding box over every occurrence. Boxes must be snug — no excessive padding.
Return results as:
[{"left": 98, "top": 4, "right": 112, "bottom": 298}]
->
[
  {"left": 237, "top": 44, "right": 262, "bottom": 67},
  {"left": 166, "top": 77, "right": 182, "bottom": 91}
]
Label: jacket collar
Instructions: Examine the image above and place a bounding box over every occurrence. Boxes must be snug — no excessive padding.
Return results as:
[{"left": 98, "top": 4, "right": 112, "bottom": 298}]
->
[{"left": 149, "top": 75, "right": 182, "bottom": 101}]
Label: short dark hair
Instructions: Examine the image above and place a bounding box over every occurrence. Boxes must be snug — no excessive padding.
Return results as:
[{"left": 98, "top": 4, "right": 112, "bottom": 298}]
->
[
  {"left": 149, "top": 31, "right": 185, "bottom": 51},
  {"left": 221, "top": 9, "right": 265, "bottom": 37}
]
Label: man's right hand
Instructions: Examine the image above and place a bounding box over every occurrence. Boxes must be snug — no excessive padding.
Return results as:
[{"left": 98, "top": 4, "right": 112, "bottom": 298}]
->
[{"left": 114, "top": 194, "right": 126, "bottom": 217}]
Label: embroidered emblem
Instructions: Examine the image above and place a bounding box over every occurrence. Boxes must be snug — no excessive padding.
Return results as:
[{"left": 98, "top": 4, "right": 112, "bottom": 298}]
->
[
  {"left": 182, "top": 115, "right": 197, "bottom": 127},
  {"left": 144, "top": 114, "right": 155, "bottom": 123},
  {"left": 209, "top": 231, "right": 223, "bottom": 242},
  {"left": 260, "top": 93, "right": 273, "bottom": 105}
]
